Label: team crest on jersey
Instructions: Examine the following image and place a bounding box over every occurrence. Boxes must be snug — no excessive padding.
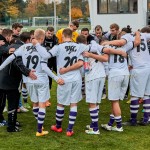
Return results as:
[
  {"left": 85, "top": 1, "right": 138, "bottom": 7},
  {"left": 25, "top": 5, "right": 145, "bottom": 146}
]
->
[
  {"left": 65, "top": 46, "right": 77, "bottom": 54},
  {"left": 26, "top": 46, "right": 38, "bottom": 54}
]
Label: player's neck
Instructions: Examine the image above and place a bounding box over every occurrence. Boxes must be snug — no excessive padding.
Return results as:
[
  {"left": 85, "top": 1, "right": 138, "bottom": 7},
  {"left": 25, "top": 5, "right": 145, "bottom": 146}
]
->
[{"left": 63, "top": 38, "right": 72, "bottom": 42}]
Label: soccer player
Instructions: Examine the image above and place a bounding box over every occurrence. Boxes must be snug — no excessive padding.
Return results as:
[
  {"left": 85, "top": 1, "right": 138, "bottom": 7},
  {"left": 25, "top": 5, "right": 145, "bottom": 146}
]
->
[
  {"left": 56, "top": 20, "right": 79, "bottom": 43},
  {"left": 0, "top": 29, "right": 64, "bottom": 136},
  {"left": 33, "top": 28, "right": 87, "bottom": 137}
]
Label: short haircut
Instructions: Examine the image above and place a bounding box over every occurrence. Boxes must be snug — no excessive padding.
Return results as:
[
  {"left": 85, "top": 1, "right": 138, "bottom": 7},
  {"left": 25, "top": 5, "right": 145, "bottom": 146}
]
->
[
  {"left": 121, "top": 27, "right": 132, "bottom": 33},
  {"left": 62, "top": 28, "right": 72, "bottom": 38},
  {"left": 34, "top": 28, "right": 45, "bottom": 40},
  {"left": 2, "top": 29, "right": 13, "bottom": 37},
  {"left": 20, "top": 32, "right": 31, "bottom": 43},
  {"left": 110, "top": 23, "right": 119, "bottom": 30},
  {"left": 70, "top": 20, "right": 79, "bottom": 28},
  {"left": 95, "top": 25, "right": 103, "bottom": 31},
  {"left": 81, "top": 28, "right": 89, "bottom": 33},
  {"left": 76, "top": 35, "right": 86, "bottom": 44},
  {"left": 47, "top": 27, "right": 54, "bottom": 32},
  {"left": 141, "top": 26, "right": 150, "bottom": 33},
  {"left": 12, "top": 23, "right": 23, "bottom": 29}
]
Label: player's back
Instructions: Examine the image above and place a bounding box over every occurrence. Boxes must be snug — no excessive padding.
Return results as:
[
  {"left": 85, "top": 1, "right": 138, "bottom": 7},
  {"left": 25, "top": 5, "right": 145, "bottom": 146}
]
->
[
  {"left": 55, "top": 42, "right": 86, "bottom": 82},
  {"left": 122, "top": 33, "right": 150, "bottom": 69},
  {"left": 20, "top": 43, "right": 48, "bottom": 83}
]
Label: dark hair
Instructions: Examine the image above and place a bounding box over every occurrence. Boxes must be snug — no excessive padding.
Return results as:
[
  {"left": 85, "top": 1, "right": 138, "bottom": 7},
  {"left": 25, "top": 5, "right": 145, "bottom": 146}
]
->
[
  {"left": 62, "top": 28, "right": 72, "bottom": 38},
  {"left": 2, "top": 29, "right": 13, "bottom": 37},
  {"left": 81, "top": 28, "right": 89, "bottom": 33},
  {"left": 110, "top": 23, "right": 119, "bottom": 30},
  {"left": 30, "top": 30, "right": 35, "bottom": 35},
  {"left": 12, "top": 23, "right": 23, "bottom": 29},
  {"left": 71, "top": 20, "right": 79, "bottom": 28},
  {"left": 47, "top": 27, "right": 54, "bottom": 32},
  {"left": 95, "top": 25, "right": 103, "bottom": 31},
  {"left": 140, "top": 26, "right": 150, "bottom": 33},
  {"left": 76, "top": 35, "right": 87, "bottom": 44},
  {"left": 20, "top": 32, "right": 31, "bottom": 43},
  {"left": 121, "top": 27, "right": 132, "bottom": 33}
]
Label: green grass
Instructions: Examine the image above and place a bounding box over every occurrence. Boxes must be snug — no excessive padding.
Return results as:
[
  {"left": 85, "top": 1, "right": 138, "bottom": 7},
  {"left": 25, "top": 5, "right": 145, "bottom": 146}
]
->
[{"left": 0, "top": 82, "right": 149, "bottom": 150}]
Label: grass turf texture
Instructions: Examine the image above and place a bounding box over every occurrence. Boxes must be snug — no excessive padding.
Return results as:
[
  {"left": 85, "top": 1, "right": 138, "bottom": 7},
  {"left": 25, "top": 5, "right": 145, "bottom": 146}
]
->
[{"left": 0, "top": 82, "right": 149, "bottom": 150}]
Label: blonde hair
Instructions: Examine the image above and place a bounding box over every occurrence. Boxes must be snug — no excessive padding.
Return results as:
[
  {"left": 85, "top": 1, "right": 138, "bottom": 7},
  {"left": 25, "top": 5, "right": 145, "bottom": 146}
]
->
[{"left": 34, "top": 28, "right": 45, "bottom": 40}]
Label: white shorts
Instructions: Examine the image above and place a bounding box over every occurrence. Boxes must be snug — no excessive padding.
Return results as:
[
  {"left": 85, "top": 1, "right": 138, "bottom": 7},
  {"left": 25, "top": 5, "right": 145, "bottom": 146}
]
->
[
  {"left": 57, "top": 80, "right": 82, "bottom": 106},
  {"left": 26, "top": 83, "right": 50, "bottom": 103},
  {"left": 85, "top": 77, "right": 105, "bottom": 104},
  {"left": 108, "top": 75, "right": 129, "bottom": 101},
  {"left": 130, "top": 68, "right": 150, "bottom": 97}
]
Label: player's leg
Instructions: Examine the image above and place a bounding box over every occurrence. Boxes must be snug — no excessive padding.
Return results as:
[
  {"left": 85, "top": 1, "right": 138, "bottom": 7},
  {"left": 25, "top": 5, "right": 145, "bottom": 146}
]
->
[{"left": 32, "top": 102, "right": 39, "bottom": 120}]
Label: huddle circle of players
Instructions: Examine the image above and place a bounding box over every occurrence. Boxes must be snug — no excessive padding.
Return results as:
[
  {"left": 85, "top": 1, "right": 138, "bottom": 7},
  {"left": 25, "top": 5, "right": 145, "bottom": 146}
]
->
[{"left": 0, "top": 21, "right": 150, "bottom": 136}]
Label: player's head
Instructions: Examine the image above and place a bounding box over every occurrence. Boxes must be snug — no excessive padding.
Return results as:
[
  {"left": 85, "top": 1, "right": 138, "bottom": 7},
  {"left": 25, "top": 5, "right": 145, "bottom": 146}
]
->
[
  {"left": 81, "top": 28, "right": 89, "bottom": 39},
  {"left": 69, "top": 20, "right": 79, "bottom": 32},
  {"left": 12, "top": 23, "right": 23, "bottom": 36},
  {"left": 29, "top": 30, "right": 35, "bottom": 41},
  {"left": 110, "top": 23, "right": 119, "bottom": 36},
  {"left": 62, "top": 28, "right": 72, "bottom": 41},
  {"left": 140, "top": 26, "right": 150, "bottom": 33},
  {"left": 20, "top": 32, "right": 31, "bottom": 44},
  {"left": 46, "top": 27, "right": 54, "bottom": 39},
  {"left": 34, "top": 28, "right": 45, "bottom": 44},
  {"left": 2, "top": 29, "right": 13, "bottom": 42},
  {"left": 76, "top": 35, "right": 87, "bottom": 44},
  {"left": 95, "top": 25, "right": 103, "bottom": 38}
]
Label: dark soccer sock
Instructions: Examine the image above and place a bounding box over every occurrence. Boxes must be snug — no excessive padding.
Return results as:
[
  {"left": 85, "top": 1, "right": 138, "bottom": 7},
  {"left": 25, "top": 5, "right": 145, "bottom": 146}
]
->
[
  {"left": 22, "top": 87, "right": 28, "bottom": 103},
  {"left": 37, "top": 108, "right": 45, "bottom": 133},
  {"left": 130, "top": 97, "right": 139, "bottom": 122},
  {"left": 33, "top": 106, "right": 39, "bottom": 120},
  {"left": 115, "top": 116, "right": 122, "bottom": 128},
  {"left": 56, "top": 106, "right": 64, "bottom": 128},
  {"left": 67, "top": 106, "right": 77, "bottom": 132},
  {"left": 89, "top": 107, "right": 98, "bottom": 131},
  {"left": 143, "top": 96, "right": 150, "bottom": 123},
  {"left": 108, "top": 114, "right": 115, "bottom": 126}
]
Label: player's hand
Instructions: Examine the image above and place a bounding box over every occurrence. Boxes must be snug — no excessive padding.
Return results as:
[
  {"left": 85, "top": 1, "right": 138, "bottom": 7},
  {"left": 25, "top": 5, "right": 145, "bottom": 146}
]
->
[
  {"left": 134, "top": 31, "right": 140, "bottom": 35},
  {"left": 28, "top": 69, "right": 37, "bottom": 80},
  {"left": 121, "top": 51, "right": 127, "bottom": 57},
  {"left": 57, "top": 78, "right": 64, "bottom": 85},
  {"left": 9, "top": 48, "right": 15, "bottom": 54},
  {"left": 0, "top": 40, "right": 5, "bottom": 46},
  {"left": 128, "top": 65, "right": 133, "bottom": 70},
  {"left": 59, "top": 68, "right": 68, "bottom": 74},
  {"left": 32, "top": 39, "right": 39, "bottom": 46},
  {"left": 83, "top": 51, "right": 91, "bottom": 58}
]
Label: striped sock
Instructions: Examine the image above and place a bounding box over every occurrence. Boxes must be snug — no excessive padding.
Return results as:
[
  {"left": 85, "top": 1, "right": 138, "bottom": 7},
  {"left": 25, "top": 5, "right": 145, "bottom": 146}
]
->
[
  {"left": 115, "top": 116, "right": 122, "bottom": 128},
  {"left": 108, "top": 114, "right": 115, "bottom": 126},
  {"left": 33, "top": 107, "right": 39, "bottom": 120},
  {"left": 22, "top": 87, "right": 28, "bottom": 103},
  {"left": 89, "top": 107, "right": 98, "bottom": 131},
  {"left": 56, "top": 106, "right": 64, "bottom": 128},
  {"left": 130, "top": 97, "right": 139, "bottom": 122},
  {"left": 67, "top": 106, "right": 77, "bottom": 132},
  {"left": 37, "top": 108, "right": 46, "bottom": 133},
  {"left": 143, "top": 96, "right": 150, "bottom": 123}
]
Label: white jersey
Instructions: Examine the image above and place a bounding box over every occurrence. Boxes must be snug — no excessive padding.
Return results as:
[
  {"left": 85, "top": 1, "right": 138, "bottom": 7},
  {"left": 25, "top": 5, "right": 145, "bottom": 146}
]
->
[
  {"left": 49, "top": 42, "right": 87, "bottom": 82},
  {"left": 85, "top": 44, "right": 106, "bottom": 81},
  {"left": 121, "top": 33, "right": 150, "bottom": 69},
  {"left": 14, "top": 43, "right": 49, "bottom": 83},
  {"left": 107, "top": 42, "right": 133, "bottom": 77}
]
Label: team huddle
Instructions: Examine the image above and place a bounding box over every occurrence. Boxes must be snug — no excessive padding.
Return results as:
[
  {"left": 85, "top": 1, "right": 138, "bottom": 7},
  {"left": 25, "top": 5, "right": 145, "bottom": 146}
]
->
[{"left": 0, "top": 21, "right": 150, "bottom": 137}]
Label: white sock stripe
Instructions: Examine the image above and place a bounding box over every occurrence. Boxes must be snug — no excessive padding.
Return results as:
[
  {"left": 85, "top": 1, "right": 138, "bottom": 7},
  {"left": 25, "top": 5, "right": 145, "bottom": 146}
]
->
[
  {"left": 69, "top": 116, "right": 76, "bottom": 119},
  {"left": 110, "top": 114, "right": 114, "bottom": 117},
  {"left": 69, "top": 121, "right": 74, "bottom": 124},
  {"left": 56, "top": 118, "right": 63, "bottom": 121},
  {"left": 33, "top": 112, "right": 38, "bottom": 115},
  {"left": 39, "top": 108, "right": 46, "bottom": 113},
  {"left": 38, "top": 114, "right": 45, "bottom": 118},
  {"left": 92, "top": 119, "right": 98, "bottom": 122},
  {"left": 131, "top": 97, "right": 139, "bottom": 101},
  {"left": 57, "top": 106, "right": 64, "bottom": 110},
  {"left": 38, "top": 120, "right": 44, "bottom": 124},
  {"left": 144, "top": 110, "right": 150, "bottom": 113},
  {"left": 90, "top": 113, "right": 98, "bottom": 117},
  {"left": 56, "top": 113, "right": 64, "bottom": 117},
  {"left": 89, "top": 107, "right": 97, "bottom": 111},
  {"left": 70, "top": 106, "right": 77, "bottom": 112},
  {"left": 143, "top": 104, "right": 150, "bottom": 107},
  {"left": 130, "top": 110, "right": 138, "bottom": 113},
  {"left": 33, "top": 107, "right": 39, "bottom": 109},
  {"left": 114, "top": 116, "right": 121, "bottom": 119},
  {"left": 130, "top": 105, "right": 139, "bottom": 108}
]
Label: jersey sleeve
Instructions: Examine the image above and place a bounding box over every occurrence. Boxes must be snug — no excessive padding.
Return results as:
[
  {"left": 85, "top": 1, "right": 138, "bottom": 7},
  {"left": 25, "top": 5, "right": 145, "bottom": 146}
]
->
[
  {"left": 35, "top": 43, "right": 51, "bottom": 59},
  {"left": 121, "top": 34, "right": 130, "bottom": 43},
  {"left": 49, "top": 45, "right": 59, "bottom": 57},
  {"left": 124, "top": 42, "right": 134, "bottom": 52},
  {"left": 40, "top": 58, "right": 59, "bottom": 81},
  {"left": 145, "top": 33, "right": 150, "bottom": 41},
  {"left": 78, "top": 54, "right": 84, "bottom": 61}
]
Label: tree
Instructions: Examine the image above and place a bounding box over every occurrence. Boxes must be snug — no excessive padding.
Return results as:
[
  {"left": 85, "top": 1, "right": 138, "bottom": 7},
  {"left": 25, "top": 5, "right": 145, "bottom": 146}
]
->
[{"left": 71, "top": 7, "right": 83, "bottom": 19}]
